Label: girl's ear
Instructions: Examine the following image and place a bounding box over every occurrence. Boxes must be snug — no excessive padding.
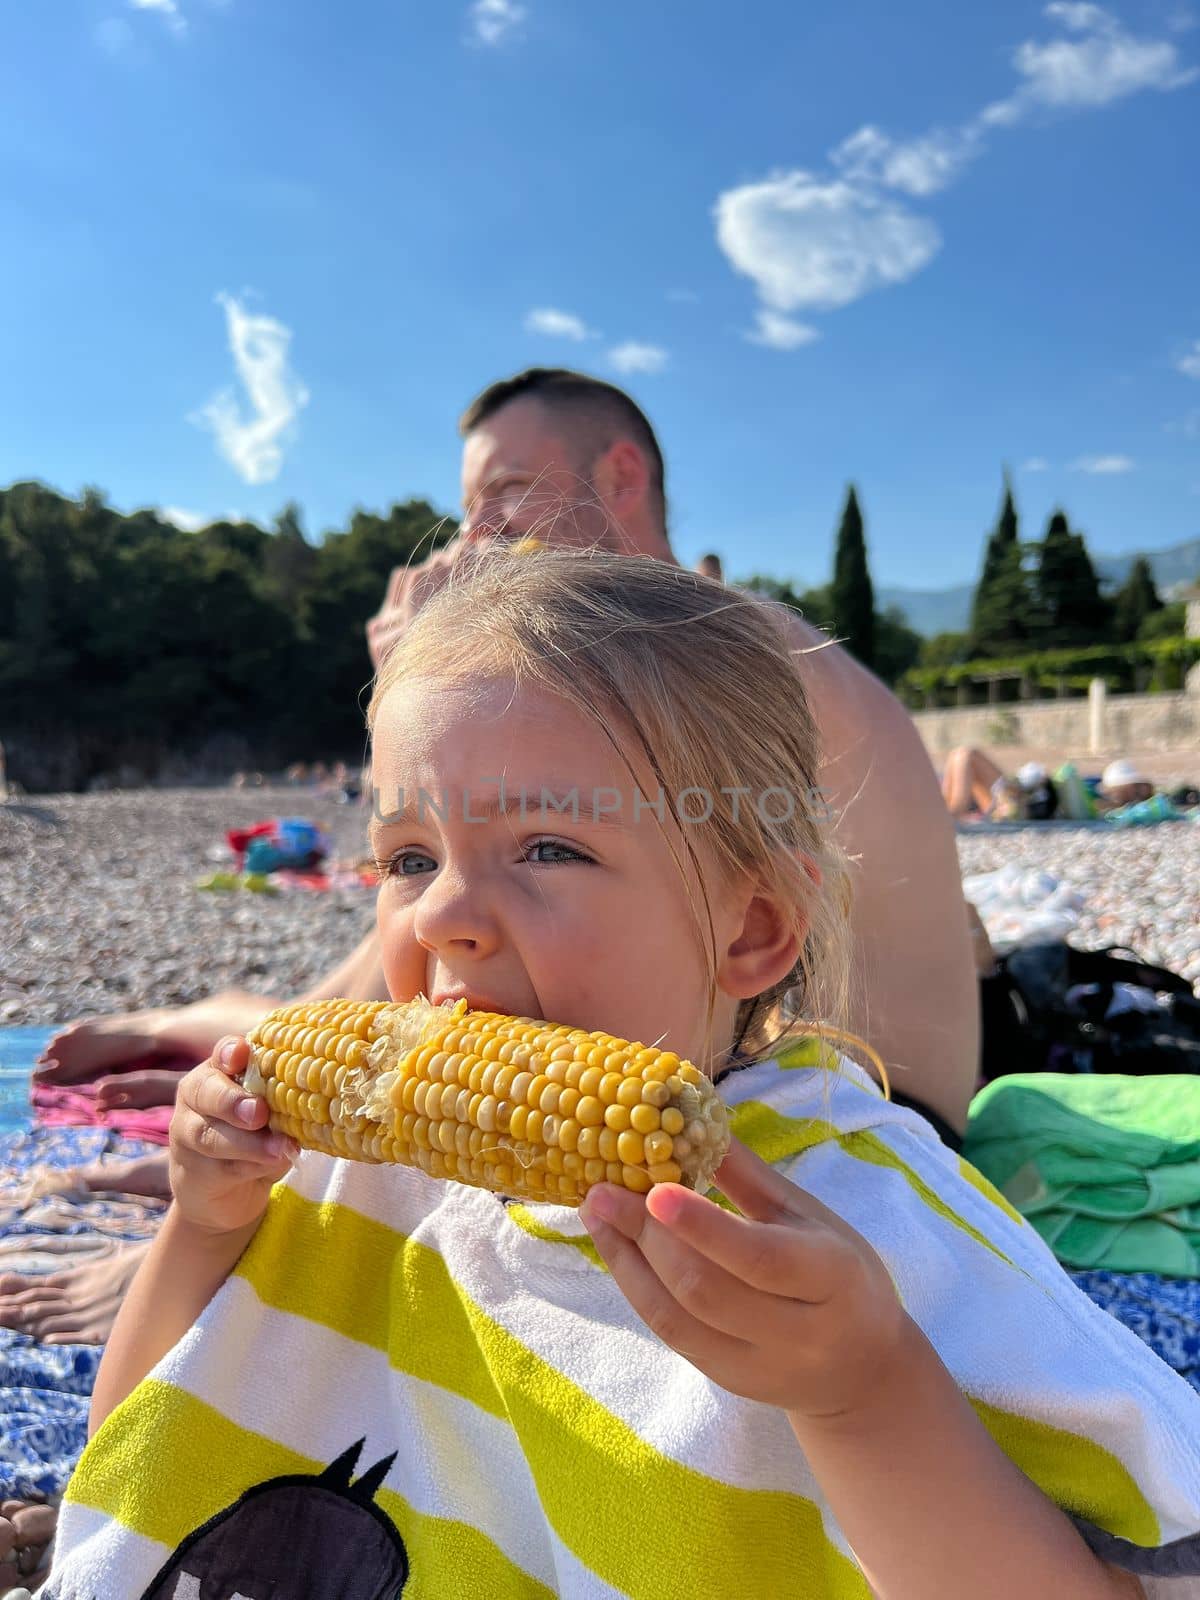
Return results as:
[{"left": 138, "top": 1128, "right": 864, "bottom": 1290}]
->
[{"left": 716, "top": 883, "right": 806, "bottom": 1001}]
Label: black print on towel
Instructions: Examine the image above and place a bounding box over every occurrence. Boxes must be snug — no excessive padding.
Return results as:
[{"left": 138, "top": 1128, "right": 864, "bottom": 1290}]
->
[{"left": 136, "top": 1439, "right": 409, "bottom": 1600}]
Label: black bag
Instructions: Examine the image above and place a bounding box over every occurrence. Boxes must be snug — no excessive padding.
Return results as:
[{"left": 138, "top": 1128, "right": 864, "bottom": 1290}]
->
[{"left": 979, "top": 941, "right": 1200, "bottom": 1081}]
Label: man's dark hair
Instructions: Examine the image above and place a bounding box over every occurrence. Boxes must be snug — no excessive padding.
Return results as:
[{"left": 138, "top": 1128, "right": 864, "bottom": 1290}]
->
[{"left": 459, "top": 368, "right": 667, "bottom": 523}]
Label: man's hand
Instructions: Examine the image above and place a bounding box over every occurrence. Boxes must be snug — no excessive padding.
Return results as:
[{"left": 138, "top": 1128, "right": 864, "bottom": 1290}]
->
[{"left": 366, "top": 545, "right": 461, "bottom": 672}]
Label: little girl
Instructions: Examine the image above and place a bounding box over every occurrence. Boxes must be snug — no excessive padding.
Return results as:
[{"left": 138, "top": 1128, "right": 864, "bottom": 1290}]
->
[{"left": 42, "top": 551, "right": 1200, "bottom": 1599}]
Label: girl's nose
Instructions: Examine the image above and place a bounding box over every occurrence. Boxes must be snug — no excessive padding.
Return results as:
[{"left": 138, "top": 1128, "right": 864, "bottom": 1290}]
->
[{"left": 412, "top": 870, "right": 501, "bottom": 958}]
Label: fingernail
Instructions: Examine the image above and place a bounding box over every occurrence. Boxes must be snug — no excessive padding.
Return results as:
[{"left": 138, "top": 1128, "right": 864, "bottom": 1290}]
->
[
  {"left": 584, "top": 1188, "right": 615, "bottom": 1224},
  {"left": 218, "top": 1039, "right": 236, "bottom": 1068},
  {"left": 236, "top": 1098, "right": 259, "bottom": 1126},
  {"left": 269, "top": 1135, "right": 300, "bottom": 1163}
]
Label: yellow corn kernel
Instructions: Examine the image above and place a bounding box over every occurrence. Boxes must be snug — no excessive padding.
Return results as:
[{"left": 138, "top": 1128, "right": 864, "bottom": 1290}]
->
[{"left": 243, "top": 997, "right": 729, "bottom": 1207}]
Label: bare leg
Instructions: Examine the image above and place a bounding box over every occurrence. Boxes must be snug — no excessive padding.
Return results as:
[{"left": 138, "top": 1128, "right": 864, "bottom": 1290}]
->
[
  {"left": 7, "top": 1153, "right": 171, "bottom": 1208},
  {"left": 0, "top": 1499, "right": 57, "bottom": 1591},
  {"left": 93, "top": 1069, "right": 187, "bottom": 1112},
  {"left": 33, "top": 991, "right": 279, "bottom": 1087},
  {"left": 33, "top": 925, "right": 387, "bottom": 1089},
  {"left": 942, "top": 747, "right": 1006, "bottom": 818},
  {"left": 0, "top": 1242, "right": 151, "bottom": 1344}
]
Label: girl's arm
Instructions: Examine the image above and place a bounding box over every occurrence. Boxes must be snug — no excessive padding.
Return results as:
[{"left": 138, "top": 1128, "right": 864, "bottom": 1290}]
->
[
  {"left": 89, "top": 1208, "right": 258, "bottom": 1435},
  {"left": 792, "top": 1319, "right": 1142, "bottom": 1600},
  {"left": 582, "top": 1144, "right": 1146, "bottom": 1600},
  {"left": 90, "top": 1035, "right": 298, "bottom": 1437}
]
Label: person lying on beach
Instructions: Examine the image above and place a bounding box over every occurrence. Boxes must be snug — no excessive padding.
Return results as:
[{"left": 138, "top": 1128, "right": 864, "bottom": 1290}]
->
[
  {"left": 42, "top": 550, "right": 1198, "bottom": 1598},
  {"left": 36, "top": 367, "right": 979, "bottom": 1151},
  {"left": 941, "top": 747, "right": 1059, "bottom": 822}
]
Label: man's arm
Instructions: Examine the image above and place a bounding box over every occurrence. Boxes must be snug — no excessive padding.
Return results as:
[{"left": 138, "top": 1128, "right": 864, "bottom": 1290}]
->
[{"left": 778, "top": 608, "right": 979, "bottom": 1134}]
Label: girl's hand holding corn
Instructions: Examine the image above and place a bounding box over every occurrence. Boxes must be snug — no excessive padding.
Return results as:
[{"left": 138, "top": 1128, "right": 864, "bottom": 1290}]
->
[
  {"left": 581, "top": 1138, "right": 910, "bottom": 1423},
  {"left": 168, "top": 1037, "right": 299, "bottom": 1237}
]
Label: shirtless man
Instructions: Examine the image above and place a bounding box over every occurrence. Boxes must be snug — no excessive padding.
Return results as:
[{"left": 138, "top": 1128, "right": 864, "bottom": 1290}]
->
[{"left": 30, "top": 365, "right": 977, "bottom": 1172}]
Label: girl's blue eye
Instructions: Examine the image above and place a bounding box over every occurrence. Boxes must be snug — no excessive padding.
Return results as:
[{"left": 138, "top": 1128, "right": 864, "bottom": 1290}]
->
[
  {"left": 527, "top": 839, "right": 588, "bottom": 865},
  {"left": 384, "top": 850, "right": 437, "bottom": 877}
]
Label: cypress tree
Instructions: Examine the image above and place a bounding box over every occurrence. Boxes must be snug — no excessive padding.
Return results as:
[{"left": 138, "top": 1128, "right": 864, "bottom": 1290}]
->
[
  {"left": 1112, "top": 556, "right": 1162, "bottom": 643},
  {"left": 969, "top": 476, "right": 1032, "bottom": 656},
  {"left": 1035, "top": 509, "right": 1111, "bottom": 646},
  {"left": 830, "top": 485, "right": 875, "bottom": 669}
]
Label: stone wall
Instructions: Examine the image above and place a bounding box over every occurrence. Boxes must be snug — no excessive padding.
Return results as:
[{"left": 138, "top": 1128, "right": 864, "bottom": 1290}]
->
[{"left": 912, "top": 685, "right": 1200, "bottom": 755}]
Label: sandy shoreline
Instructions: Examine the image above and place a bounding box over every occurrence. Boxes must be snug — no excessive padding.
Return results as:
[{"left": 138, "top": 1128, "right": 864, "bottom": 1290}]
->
[{"left": 2, "top": 786, "right": 1197, "bottom": 1028}]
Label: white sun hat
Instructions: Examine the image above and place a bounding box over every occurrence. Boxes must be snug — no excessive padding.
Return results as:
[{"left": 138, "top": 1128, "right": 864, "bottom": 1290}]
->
[
  {"left": 1100, "top": 758, "right": 1147, "bottom": 793},
  {"left": 1016, "top": 762, "right": 1047, "bottom": 788}
]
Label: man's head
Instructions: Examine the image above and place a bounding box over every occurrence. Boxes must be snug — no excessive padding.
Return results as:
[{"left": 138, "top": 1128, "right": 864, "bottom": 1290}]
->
[{"left": 458, "top": 368, "right": 671, "bottom": 559}]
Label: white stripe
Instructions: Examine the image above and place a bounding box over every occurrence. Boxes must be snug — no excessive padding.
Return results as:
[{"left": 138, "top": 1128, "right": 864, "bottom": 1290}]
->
[
  {"left": 159, "top": 1277, "right": 560, "bottom": 1589},
  {"left": 46, "top": 1500, "right": 170, "bottom": 1599},
  {"left": 780, "top": 1099, "right": 1200, "bottom": 1543}
]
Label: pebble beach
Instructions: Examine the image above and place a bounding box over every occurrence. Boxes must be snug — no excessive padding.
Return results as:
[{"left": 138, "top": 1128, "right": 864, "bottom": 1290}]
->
[{"left": 1, "top": 786, "right": 1197, "bottom": 1028}]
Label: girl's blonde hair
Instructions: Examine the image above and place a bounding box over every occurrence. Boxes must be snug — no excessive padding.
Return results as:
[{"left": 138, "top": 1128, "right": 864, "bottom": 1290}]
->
[{"left": 367, "top": 547, "right": 852, "bottom": 1073}]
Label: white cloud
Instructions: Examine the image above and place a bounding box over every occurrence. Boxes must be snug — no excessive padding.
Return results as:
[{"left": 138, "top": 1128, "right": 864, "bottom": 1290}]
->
[
  {"left": 746, "top": 309, "right": 820, "bottom": 350},
  {"left": 830, "top": 124, "right": 979, "bottom": 196},
  {"left": 194, "top": 293, "right": 310, "bottom": 486},
  {"left": 714, "top": 6, "right": 1195, "bottom": 347},
  {"left": 131, "top": 0, "right": 186, "bottom": 33},
  {"left": 523, "top": 307, "right": 595, "bottom": 340},
  {"left": 714, "top": 170, "right": 942, "bottom": 315},
  {"left": 983, "top": 3, "right": 1197, "bottom": 122},
  {"left": 1023, "top": 456, "right": 1050, "bottom": 471},
  {"left": 469, "top": 0, "right": 525, "bottom": 45},
  {"left": 1045, "top": 2, "right": 1110, "bottom": 30},
  {"left": 1177, "top": 340, "right": 1200, "bottom": 379},
  {"left": 160, "top": 505, "right": 209, "bottom": 531},
  {"left": 608, "top": 342, "right": 669, "bottom": 375},
  {"left": 1070, "top": 453, "right": 1135, "bottom": 472}
]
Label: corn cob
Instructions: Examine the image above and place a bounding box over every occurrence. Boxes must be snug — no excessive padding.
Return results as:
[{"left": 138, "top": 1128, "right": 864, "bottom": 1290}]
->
[{"left": 243, "top": 997, "right": 730, "bottom": 1206}]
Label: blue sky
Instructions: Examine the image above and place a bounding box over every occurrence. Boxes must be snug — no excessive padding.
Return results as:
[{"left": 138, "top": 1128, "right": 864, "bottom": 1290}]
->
[{"left": 3, "top": 0, "right": 1199, "bottom": 588}]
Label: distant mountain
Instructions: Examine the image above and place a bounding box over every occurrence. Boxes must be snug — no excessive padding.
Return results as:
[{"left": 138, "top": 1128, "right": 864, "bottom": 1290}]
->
[{"left": 877, "top": 537, "right": 1200, "bottom": 636}]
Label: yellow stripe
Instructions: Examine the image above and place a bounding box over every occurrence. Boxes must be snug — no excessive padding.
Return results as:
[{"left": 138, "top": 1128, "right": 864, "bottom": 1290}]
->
[
  {"left": 505, "top": 1204, "right": 606, "bottom": 1269},
  {"left": 236, "top": 1185, "right": 871, "bottom": 1599},
  {"left": 970, "top": 1398, "right": 1161, "bottom": 1547},
  {"left": 775, "top": 1034, "right": 839, "bottom": 1071},
  {"left": 957, "top": 1156, "right": 1027, "bottom": 1228},
  {"left": 67, "top": 1381, "right": 553, "bottom": 1599},
  {"left": 728, "top": 1100, "right": 1016, "bottom": 1268},
  {"left": 728, "top": 1102, "right": 1163, "bottom": 1548}
]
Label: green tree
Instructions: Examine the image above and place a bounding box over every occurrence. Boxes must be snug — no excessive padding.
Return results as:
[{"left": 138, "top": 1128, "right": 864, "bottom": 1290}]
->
[
  {"left": 1034, "top": 509, "right": 1111, "bottom": 647},
  {"left": 873, "top": 605, "right": 922, "bottom": 686},
  {"left": 969, "top": 476, "right": 1032, "bottom": 655},
  {"left": 919, "top": 631, "right": 971, "bottom": 668},
  {"left": 742, "top": 575, "right": 832, "bottom": 626},
  {"left": 264, "top": 501, "right": 320, "bottom": 612},
  {"left": 830, "top": 485, "right": 875, "bottom": 668},
  {"left": 1112, "top": 556, "right": 1163, "bottom": 643},
  {"left": 1138, "top": 601, "right": 1186, "bottom": 642}
]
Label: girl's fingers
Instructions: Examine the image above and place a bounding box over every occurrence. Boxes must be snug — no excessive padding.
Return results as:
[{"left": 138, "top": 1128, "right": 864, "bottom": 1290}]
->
[
  {"left": 179, "top": 1054, "right": 264, "bottom": 1133},
  {"left": 588, "top": 1183, "right": 845, "bottom": 1310},
  {"left": 584, "top": 1213, "right": 751, "bottom": 1376},
  {"left": 171, "top": 1102, "right": 294, "bottom": 1169},
  {"left": 714, "top": 1139, "right": 858, "bottom": 1239}
]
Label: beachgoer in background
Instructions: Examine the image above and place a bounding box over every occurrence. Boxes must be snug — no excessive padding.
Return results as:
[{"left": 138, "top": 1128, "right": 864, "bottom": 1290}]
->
[
  {"left": 941, "top": 748, "right": 1058, "bottom": 822},
  {"left": 1097, "top": 759, "right": 1154, "bottom": 809},
  {"left": 37, "top": 367, "right": 978, "bottom": 1150},
  {"left": 46, "top": 549, "right": 1200, "bottom": 1598},
  {"left": 696, "top": 551, "right": 724, "bottom": 581}
]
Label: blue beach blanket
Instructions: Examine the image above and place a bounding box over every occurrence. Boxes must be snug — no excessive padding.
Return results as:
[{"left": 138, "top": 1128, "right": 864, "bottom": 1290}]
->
[{"left": 0, "top": 1028, "right": 161, "bottom": 1497}]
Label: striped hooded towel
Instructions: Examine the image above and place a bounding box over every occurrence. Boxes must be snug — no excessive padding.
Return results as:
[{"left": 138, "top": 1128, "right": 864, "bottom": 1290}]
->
[{"left": 42, "top": 1053, "right": 1200, "bottom": 1599}]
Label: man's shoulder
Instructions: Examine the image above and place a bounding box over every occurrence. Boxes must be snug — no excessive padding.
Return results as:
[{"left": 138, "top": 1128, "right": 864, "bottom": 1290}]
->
[{"left": 742, "top": 591, "right": 911, "bottom": 738}]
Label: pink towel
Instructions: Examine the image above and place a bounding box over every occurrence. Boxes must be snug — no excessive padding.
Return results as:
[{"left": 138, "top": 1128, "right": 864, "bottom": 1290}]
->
[{"left": 30, "top": 1053, "right": 194, "bottom": 1145}]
